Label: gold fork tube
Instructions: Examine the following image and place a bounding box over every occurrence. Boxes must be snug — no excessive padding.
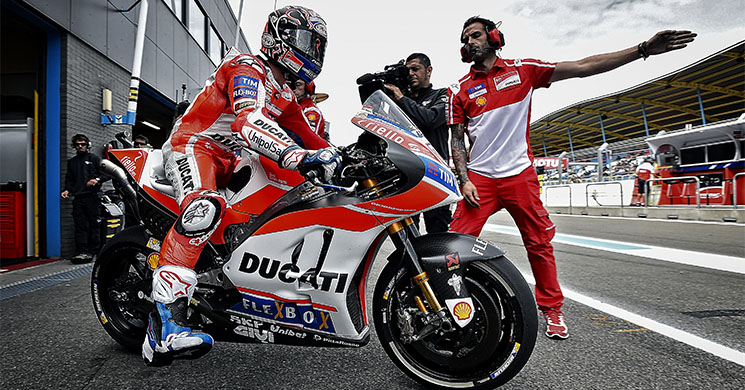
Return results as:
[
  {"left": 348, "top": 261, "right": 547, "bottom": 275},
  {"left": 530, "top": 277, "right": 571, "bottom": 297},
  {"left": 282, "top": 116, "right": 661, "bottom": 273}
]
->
[
  {"left": 412, "top": 272, "right": 443, "bottom": 312},
  {"left": 414, "top": 296, "right": 428, "bottom": 313}
]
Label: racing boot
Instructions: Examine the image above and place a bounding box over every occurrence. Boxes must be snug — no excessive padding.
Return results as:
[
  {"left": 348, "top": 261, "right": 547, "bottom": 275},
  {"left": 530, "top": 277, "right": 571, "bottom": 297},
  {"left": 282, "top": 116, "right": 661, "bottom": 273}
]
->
[{"left": 142, "top": 265, "right": 213, "bottom": 366}]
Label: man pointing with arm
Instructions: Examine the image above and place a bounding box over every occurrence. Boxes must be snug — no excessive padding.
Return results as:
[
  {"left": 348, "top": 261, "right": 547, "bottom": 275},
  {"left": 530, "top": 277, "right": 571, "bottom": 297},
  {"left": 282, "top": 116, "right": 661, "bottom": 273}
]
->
[{"left": 447, "top": 15, "right": 695, "bottom": 339}]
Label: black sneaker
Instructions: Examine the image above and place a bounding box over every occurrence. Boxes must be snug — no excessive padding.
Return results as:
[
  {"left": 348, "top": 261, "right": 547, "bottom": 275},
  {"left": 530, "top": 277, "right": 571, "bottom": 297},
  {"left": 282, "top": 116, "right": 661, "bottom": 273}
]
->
[{"left": 70, "top": 253, "right": 93, "bottom": 264}]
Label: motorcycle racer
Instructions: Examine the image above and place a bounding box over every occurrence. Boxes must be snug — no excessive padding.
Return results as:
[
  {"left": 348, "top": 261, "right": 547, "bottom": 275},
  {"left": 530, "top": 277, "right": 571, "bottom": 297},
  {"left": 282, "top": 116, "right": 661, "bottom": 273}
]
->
[{"left": 143, "top": 5, "right": 340, "bottom": 366}]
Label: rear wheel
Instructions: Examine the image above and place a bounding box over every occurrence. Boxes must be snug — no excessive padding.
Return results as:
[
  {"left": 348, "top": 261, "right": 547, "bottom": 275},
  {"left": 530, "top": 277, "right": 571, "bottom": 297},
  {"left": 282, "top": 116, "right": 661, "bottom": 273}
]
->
[
  {"left": 373, "top": 256, "right": 537, "bottom": 389},
  {"left": 91, "top": 245, "right": 154, "bottom": 351}
]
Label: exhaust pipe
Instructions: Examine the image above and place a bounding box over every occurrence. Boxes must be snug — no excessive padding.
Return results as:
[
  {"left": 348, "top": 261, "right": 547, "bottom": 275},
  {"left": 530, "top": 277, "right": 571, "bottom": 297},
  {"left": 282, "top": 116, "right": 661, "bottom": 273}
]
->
[{"left": 100, "top": 159, "right": 141, "bottom": 223}]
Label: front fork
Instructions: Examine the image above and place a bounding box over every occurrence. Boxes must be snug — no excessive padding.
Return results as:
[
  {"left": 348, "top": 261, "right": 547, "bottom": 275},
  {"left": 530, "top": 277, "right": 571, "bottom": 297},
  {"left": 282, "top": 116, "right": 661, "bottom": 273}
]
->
[
  {"left": 388, "top": 219, "right": 454, "bottom": 335},
  {"left": 359, "top": 178, "right": 453, "bottom": 333}
]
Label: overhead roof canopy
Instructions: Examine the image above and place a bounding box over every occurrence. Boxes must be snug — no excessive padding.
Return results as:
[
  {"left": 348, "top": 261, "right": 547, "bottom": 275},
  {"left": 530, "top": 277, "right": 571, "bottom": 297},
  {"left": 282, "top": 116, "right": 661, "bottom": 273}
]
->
[{"left": 530, "top": 40, "right": 745, "bottom": 159}]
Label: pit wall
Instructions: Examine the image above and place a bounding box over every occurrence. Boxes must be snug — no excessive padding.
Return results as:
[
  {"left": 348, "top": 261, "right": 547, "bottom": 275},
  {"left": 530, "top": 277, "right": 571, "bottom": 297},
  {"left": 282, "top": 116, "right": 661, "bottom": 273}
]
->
[{"left": 540, "top": 179, "right": 744, "bottom": 223}]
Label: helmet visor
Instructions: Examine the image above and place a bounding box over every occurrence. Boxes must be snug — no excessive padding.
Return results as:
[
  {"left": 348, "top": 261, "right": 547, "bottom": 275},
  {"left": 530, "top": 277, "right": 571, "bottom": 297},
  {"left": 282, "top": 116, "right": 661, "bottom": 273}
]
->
[{"left": 283, "top": 29, "right": 326, "bottom": 65}]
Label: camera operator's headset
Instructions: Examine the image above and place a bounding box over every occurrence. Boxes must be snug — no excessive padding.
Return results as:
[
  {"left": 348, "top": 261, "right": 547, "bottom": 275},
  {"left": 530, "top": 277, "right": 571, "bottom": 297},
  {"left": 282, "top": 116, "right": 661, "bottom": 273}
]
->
[{"left": 460, "top": 18, "right": 505, "bottom": 63}]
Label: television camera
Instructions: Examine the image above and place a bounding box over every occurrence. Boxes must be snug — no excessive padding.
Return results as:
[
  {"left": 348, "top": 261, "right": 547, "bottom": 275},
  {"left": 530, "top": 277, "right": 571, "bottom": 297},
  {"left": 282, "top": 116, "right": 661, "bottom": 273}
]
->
[{"left": 356, "top": 60, "right": 410, "bottom": 103}]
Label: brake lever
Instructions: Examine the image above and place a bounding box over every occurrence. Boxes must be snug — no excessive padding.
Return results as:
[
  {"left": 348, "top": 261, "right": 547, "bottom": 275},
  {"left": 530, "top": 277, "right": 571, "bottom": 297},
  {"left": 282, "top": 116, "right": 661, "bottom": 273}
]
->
[{"left": 312, "top": 178, "right": 358, "bottom": 193}]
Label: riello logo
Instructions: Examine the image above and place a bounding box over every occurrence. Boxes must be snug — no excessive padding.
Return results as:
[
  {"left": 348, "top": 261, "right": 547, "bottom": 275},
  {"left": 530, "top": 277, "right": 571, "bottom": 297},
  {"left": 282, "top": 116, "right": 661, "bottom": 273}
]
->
[{"left": 238, "top": 252, "right": 348, "bottom": 293}]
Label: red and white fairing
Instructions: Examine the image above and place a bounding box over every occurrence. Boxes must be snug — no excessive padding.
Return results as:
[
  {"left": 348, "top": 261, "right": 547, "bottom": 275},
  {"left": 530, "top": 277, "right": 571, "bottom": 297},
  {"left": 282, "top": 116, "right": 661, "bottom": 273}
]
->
[{"left": 108, "top": 90, "right": 465, "bottom": 339}]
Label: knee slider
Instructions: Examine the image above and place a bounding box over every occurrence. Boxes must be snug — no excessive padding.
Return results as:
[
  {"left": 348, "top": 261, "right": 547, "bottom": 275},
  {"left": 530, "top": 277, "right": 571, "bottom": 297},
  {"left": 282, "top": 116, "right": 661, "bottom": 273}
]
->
[{"left": 174, "top": 191, "right": 225, "bottom": 238}]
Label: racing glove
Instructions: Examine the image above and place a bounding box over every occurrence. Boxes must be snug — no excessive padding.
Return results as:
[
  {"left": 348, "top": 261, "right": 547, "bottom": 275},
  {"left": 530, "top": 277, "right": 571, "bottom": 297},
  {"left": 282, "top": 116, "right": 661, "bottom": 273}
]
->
[{"left": 280, "top": 145, "right": 342, "bottom": 183}]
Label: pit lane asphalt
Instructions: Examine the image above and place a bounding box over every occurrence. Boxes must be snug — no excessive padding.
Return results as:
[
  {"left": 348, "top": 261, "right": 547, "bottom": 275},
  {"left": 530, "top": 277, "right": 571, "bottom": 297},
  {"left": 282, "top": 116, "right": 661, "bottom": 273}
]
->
[{"left": 1, "top": 213, "right": 743, "bottom": 389}]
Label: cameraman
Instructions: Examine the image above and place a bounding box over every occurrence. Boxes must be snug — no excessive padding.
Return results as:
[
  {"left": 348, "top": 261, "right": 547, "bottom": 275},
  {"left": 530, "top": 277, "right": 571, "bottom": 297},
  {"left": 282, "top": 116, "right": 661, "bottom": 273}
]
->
[{"left": 384, "top": 53, "right": 451, "bottom": 233}]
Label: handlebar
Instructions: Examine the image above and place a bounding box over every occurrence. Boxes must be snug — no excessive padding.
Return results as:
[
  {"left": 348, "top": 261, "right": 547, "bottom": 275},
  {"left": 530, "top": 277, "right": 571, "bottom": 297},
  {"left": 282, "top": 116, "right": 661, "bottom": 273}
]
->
[{"left": 303, "top": 149, "right": 357, "bottom": 193}]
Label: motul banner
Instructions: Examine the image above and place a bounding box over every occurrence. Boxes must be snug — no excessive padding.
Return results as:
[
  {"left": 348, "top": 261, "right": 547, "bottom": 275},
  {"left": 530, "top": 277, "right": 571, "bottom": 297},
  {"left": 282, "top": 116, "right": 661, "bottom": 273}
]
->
[{"left": 533, "top": 157, "right": 568, "bottom": 170}]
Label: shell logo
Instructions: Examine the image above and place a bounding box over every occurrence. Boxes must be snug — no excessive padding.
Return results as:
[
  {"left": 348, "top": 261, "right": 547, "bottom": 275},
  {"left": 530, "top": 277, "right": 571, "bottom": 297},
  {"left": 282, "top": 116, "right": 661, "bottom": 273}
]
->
[
  {"left": 475, "top": 96, "right": 487, "bottom": 106},
  {"left": 453, "top": 301, "right": 473, "bottom": 320},
  {"left": 147, "top": 253, "right": 160, "bottom": 270}
]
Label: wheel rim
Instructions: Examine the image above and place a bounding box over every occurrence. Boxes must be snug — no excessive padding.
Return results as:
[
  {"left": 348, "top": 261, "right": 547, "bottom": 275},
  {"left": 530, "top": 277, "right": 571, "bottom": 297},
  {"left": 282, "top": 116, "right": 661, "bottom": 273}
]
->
[
  {"left": 94, "top": 247, "right": 152, "bottom": 339},
  {"left": 384, "top": 262, "right": 523, "bottom": 382}
]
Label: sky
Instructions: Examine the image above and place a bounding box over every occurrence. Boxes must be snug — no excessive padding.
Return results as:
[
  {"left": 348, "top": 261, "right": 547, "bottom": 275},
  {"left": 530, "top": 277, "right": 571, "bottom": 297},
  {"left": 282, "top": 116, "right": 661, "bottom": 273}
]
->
[{"left": 228, "top": 0, "right": 745, "bottom": 147}]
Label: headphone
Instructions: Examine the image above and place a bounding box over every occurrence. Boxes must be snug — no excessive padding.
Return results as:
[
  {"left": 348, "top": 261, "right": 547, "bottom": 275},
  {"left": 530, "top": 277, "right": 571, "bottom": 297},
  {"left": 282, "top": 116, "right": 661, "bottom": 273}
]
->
[
  {"left": 460, "top": 18, "right": 505, "bottom": 63},
  {"left": 71, "top": 134, "right": 91, "bottom": 148}
]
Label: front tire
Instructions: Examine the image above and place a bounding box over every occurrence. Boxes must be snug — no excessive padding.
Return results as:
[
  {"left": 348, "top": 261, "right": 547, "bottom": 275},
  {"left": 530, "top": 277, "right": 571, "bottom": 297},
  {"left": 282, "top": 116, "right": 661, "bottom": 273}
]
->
[
  {"left": 91, "top": 245, "right": 154, "bottom": 351},
  {"left": 373, "top": 256, "right": 537, "bottom": 389}
]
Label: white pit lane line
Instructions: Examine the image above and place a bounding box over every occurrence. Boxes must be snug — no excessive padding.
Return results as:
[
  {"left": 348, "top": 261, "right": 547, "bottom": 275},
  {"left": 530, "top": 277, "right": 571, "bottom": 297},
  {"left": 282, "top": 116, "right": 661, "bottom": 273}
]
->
[
  {"left": 483, "top": 224, "right": 745, "bottom": 274},
  {"left": 481, "top": 223, "right": 745, "bottom": 367},
  {"left": 522, "top": 272, "right": 745, "bottom": 367}
]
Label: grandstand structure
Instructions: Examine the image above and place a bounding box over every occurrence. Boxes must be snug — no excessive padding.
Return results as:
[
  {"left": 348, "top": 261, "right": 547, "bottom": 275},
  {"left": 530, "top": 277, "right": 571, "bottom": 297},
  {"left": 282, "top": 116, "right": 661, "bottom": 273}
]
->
[
  {"left": 530, "top": 41, "right": 744, "bottom": 221},
  {"left": 530, "top": 40, "right": 745, "bottom": 162}
]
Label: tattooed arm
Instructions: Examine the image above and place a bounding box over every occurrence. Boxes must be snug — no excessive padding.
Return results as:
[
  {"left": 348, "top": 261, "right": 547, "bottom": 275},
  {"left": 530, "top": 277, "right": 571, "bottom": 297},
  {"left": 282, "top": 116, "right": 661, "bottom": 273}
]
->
[{"left": 450, "top": 122, "right": 480, "bottom": 208}]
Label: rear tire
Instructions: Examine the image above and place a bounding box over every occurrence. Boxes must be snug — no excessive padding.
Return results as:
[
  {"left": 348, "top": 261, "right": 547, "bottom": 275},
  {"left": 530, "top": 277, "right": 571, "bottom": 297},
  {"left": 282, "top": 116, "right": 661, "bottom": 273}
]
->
[
  {"left": 91, "top": 245, "right": 154, "bottom": 351},
  {"left": 373, "top": 256, "right": 537, "bottom": 389}
]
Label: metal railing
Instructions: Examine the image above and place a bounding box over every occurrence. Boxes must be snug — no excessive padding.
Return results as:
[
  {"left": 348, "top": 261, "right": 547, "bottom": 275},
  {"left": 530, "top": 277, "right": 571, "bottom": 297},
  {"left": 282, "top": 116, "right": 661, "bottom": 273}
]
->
[
  {"left": 540, "top": 174, "right": 744, "bottom": 210},
  {"left": 543, "top": 185, "right": 572, "bottom": 214},
  {"left": 645, "top": 176, "right": 701, "bottom": 208},
  {"left": 585, "top": 181, "right": 624, "bottom": 208},
  {"left": 733, "top": 172, "right": 745, "bottom": 209}
]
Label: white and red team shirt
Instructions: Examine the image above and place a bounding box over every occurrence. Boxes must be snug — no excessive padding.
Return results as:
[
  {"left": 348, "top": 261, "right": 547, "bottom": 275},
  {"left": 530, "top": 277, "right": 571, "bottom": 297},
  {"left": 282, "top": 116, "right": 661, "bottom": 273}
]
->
[
  {"left": 636, "top": 161, "right": 654, "bottom": 181},
  {"left": 166, "top": 48, "right": 328, "bottom": 161},
  {"left": 299, "top": 98, "right": 326, "bottom": 139},
  {"left": 447, "top": 58, "right": 556, "bottom": 178}
]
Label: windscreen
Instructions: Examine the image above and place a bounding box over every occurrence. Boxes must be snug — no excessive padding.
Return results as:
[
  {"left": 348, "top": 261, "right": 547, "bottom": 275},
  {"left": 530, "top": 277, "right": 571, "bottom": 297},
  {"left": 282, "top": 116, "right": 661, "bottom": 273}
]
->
[{"left": 355, "top": 90, "right": 424, "bottom": 139}]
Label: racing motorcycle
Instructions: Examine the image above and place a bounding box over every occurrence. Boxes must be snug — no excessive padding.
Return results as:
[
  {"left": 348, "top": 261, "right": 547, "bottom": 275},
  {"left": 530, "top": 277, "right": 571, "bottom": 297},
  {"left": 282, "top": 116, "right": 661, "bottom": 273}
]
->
[{"left": 92, "top": 90, "right": 538, "bottom": 389}]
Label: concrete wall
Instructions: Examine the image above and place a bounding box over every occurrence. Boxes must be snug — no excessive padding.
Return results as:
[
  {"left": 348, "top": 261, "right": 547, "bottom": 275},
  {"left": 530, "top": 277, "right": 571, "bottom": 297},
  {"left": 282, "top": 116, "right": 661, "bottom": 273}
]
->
[
  {"left": 59, "top": 34, "right": 131, "bottom": 256},
  {"left": 543, "top": 205, "right": 744, "bottom": 224},
  {"left": 13, "top": 0, "right": 249, "bottom": 257}
]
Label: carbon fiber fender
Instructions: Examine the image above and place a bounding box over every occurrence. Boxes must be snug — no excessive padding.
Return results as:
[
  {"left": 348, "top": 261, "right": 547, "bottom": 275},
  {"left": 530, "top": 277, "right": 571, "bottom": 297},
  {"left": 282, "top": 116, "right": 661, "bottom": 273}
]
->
[
  {"left": 98, "top": 224, "right": 154, "bottom": 255},
  {"left": 387, "top": 232, "right": 506, "bottom": 303}
]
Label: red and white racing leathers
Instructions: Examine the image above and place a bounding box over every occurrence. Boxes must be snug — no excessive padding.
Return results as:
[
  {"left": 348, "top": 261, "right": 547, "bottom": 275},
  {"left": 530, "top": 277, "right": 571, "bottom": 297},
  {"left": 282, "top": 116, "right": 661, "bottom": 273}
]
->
[
  {"left": 299, "top": 97, "right": 326, "bottom": 140},
  {"left": 160, "top": 48, "right": 329, "bottom": 269}
]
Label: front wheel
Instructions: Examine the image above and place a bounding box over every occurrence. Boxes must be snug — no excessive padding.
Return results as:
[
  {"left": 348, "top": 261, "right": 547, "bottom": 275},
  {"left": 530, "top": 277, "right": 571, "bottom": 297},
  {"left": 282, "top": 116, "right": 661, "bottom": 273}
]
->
[
  {"left": 373, "top": 256, "right": 537, "bottom": 389},
  {"left": 91, "top": 244, "right": 154, "bottom": 351}
]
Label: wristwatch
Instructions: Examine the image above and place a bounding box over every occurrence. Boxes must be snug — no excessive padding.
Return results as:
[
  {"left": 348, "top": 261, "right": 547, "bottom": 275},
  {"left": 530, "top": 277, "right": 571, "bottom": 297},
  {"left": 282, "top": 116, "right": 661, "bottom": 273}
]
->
[{"left": 637, "top": 41, "right": 649, "bottom": 60}]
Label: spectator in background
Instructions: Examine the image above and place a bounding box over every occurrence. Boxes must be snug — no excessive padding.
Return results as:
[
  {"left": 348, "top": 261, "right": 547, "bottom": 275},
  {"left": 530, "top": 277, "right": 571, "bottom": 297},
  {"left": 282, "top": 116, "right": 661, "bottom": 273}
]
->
[
  {"left": 61, "top": 133, "right": 104, "bottom": 263},
  {"left": 133, "top": 134, "right": 151, "bottom": 148},
  {"left": 632, "top": 157, "right": 655, "bottom": 206},
  {"left": 385, "top": 52, "right": 451, "bottom": 233},
  {"left": 293, "top": 79, "right": 328, "bottom": 141}
]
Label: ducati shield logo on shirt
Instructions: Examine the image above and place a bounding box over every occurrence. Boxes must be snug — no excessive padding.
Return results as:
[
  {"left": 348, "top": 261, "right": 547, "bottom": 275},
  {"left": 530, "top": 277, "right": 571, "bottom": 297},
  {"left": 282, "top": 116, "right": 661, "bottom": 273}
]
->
[{"left": 493, "top": 71, "right": 521, "bottom": 91}]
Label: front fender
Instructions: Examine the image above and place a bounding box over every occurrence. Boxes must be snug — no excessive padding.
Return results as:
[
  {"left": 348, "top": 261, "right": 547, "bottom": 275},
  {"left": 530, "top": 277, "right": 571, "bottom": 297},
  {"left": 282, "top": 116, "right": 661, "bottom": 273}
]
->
[
  {"left": 387, "top": 232, "right": 506, "bottom": 303},
  {"left": 406, "top": 232, "right": 506, "bottom": 262}
]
